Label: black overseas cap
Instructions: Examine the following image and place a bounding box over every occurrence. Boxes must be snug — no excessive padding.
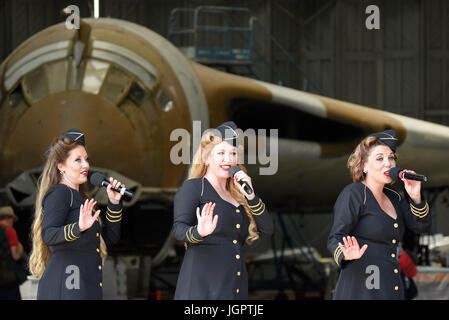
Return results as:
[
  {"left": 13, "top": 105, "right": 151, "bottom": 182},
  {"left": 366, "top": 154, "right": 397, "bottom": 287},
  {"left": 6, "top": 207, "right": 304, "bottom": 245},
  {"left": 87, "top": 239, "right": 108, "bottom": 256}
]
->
[
  {"left": 61, "top": 128, "right": 85, "bottom": 145},
  {"left": 368, "top": 129, "right": 398, "bottom": 152},
  {"left": 45, "top": 128, "right": 85, "bottom": 159},
  {"left": 215, "top": 121, "right": 239, "bottom": 146}
]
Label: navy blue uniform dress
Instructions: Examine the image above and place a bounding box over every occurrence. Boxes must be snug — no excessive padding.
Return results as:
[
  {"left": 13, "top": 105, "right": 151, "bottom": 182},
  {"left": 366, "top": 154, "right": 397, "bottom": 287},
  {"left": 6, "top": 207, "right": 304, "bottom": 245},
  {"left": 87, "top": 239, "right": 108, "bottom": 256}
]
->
[
  {"left": 173, "top": 177, "right": 274, "bottom": 300},
  {"left": 37, "top": 184, "right": 123, "bottom": 300},
  {"left": 327, "top": 182, "right": 431, "bottom": 300}
]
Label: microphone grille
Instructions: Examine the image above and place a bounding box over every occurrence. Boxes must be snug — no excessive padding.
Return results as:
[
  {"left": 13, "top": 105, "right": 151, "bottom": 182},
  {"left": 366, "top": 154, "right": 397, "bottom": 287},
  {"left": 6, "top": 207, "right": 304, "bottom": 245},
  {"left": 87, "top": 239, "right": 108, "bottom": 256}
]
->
[
  {"left": 90, "top": 172, "right": 106, "bottom": 186},
  {"left": 387, "top": 167, "right": 402, "bottom": 181},
  {"left": 229, "top": 166, "right": 241, "bottom": 178}
]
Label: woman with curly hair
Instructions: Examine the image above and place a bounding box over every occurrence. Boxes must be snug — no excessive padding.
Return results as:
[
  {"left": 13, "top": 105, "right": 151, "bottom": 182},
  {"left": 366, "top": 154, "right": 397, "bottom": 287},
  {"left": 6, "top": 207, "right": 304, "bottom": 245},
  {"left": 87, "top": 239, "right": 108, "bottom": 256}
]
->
[{"left": 327, "top": 129, "right": 431, "bottom": 299}]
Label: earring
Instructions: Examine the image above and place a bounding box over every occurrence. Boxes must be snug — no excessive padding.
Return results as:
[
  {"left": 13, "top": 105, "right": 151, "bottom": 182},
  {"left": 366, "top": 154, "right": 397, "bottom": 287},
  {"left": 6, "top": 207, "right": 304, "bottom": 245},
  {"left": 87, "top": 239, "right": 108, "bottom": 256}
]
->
[
  {"left": 363, "top": 169, "right": 367, "bottom": 174},
  {"left": 59, "top": 170, "right": 65, "bottom": 175},
  {"left": 205, "top": 162, "right": 209, "bottom": 167}
]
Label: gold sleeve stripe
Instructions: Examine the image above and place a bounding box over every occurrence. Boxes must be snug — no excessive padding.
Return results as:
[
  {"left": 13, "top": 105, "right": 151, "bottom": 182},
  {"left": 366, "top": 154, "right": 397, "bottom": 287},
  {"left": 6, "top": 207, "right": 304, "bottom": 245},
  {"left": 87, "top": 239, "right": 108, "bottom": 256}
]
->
[
  {"left": 411, "top": 208, "right": 429, "bottom": 218},
  {"left": 106, "top": 207, "right": 122, "bottom": 222},
  {"left": 251, "top": 201, "right": 264, "bottom": 211},
  {"left": 107, "top": 207, "right": 123, "bottom": 214},
  {"left": 186, "top": 226, "right": 197, "bottom": 243},
  {"left": 185, "top": 227, "right": 191, "bottom": 243},
  {"left": 64, "top": 224, "right": 71, "bottom": 242},
  {"left": 191, "top": 234, "right": 202, "bottom": 243},
  {"left": 186, "top": 227, "right": 194, "bottom": 243},
  {"left": 333, "top": 246, "right": 338, "bottom": 265},
  {"left": 334, "top": 247, "right": 342, "bottom": 266},
  {"left": 334, "top": 246, "right": 343, "bottom": 266},
  {"left": 106, "top": 214, "right": 122, "bottom": 223},
  {"left": 410, "top": 202, "right": 429, "bottom": 218},
  {"left": 410, "top": 202, "right": 428, "bottom": 212},
  {"left": 106, "top": 211, "right": 122, "bottom": 219},
  {"left": 188, "top": 227, "right": 195, "bottom": 243},
  {"left": 190, "top": 226, "right": 202, "bottom": 243},
  {"left": 410, "top": 202, "right": 429, "bottom": 212},
  {"left": 107, "top": 213, "right": 122, "bottom": 219},
  {"left": 248, "top": 198, "right": 262, "bottom": 208},
  {"left": 64, "top": 223, "right": 80, "bottom": 242},
  {"left": 186, "top": 226, "right": 203, "bottom": 243},
  {"left": 251, "top": 202, "right": 266, "bottom": 216},
  {"left": 69, "top": 223, "right": 79, "bottom": 240}
]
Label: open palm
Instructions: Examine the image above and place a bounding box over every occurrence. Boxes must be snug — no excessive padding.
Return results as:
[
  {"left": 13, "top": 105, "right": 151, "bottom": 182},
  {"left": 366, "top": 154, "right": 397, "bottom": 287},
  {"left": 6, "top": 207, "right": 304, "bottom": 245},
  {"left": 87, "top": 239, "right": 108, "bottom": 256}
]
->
[
  {"left": 196, "top": 202, "right": 218, "bottom": 237},
  {"left": 339, "top": 236, "right": 368, "bottom": 260},
  {"left": 79, "top": 198, "right": 101, "bottom": 232}
]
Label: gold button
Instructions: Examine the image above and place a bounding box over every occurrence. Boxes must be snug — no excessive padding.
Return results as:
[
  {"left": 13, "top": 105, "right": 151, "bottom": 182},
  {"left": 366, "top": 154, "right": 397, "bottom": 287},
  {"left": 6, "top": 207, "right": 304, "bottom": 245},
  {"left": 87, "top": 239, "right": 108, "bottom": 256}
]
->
[
  {"left": 233, "top": 240, "right": 237, "bottom": 244},
  {"left": 237, "top": 272, "right": 241, "bottom": 276},
  {"left": 96, "top": 248, "right": 100, "bottom": 253},
  {"left": 236, "top": 224, "right": 240, "bottom": 229},
  {"left": 236, "top": 209, "right": 240, "bottom": 213},
  {"left": 394, "top": 223, "right": 398, "bottom": 228},
  {"left": 98, "top": 265, "right": 102, "bottom": 270},
  {"left": 236, "top": 289, "right": 239, "bottom": 294},
  {"left": 236, "top": 254, "right": 240, "bottom": 259},
  {"left": 96, "top": 233, "right": 100, "bottom": 237},
  {"left": 99, "top": 282, "right": 103, "bottom": 287},
  {"left": 394, "top": 286, "right": 399, "bottom": 291},
  {"left": 391, "top": 253, "right": 396, "bottom": 258},
  {"left": 394, "top": 269, "right": 399, "bottom": 274},
  {"left": 392, "top": 239, "right": 397, "bottom": 244}
]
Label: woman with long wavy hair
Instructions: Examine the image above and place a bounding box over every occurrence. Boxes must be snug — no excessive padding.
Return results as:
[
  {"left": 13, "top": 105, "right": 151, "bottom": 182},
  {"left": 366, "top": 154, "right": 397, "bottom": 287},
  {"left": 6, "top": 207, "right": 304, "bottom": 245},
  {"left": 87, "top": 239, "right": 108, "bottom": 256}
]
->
[
  {"left": 29, "top": 129, "right": 125, "bottom": 299},
  {"left": 173, "top": 121, "right": 274, "bottom": 300}
]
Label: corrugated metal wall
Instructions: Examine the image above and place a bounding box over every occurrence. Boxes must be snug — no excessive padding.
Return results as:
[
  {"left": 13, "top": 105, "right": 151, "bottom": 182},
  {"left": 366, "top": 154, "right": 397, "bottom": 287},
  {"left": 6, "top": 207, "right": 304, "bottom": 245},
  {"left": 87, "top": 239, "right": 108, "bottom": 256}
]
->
[
  {"left": 0, "top": 0, "right": 91, "bottom": 58},
  {"left": 425, "top": 0, "right": 449, "bottom": 125},
  {"left": 1, "top": 0, "right": 448, "bottom": 125},
  {"left": 301, "top": 0, "right": 423, "bottom": 117}
]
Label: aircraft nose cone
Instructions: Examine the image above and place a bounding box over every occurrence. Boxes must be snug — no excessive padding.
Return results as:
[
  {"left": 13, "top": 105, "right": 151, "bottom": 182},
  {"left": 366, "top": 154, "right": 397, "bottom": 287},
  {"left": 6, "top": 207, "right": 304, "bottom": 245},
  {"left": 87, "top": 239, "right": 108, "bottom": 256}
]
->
[{"left": 0, "top": 92, "right": 147, "bottom": 184}]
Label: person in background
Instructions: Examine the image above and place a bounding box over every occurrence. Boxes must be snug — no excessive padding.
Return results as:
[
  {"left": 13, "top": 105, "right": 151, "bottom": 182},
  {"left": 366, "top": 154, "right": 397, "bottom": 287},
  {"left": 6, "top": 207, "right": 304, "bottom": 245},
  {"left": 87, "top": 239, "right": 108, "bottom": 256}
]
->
[{"left": 0, "top": 206, "right": 24, "bottom": 300}]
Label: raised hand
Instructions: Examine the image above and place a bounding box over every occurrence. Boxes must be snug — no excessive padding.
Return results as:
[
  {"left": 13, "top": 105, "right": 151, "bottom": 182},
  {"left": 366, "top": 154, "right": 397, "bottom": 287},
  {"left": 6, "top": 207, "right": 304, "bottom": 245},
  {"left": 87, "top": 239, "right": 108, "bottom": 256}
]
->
[
  {"left": 401, "top": 169, "right": 422, "bottom": 204},
  {"left": 79, "top": 198, "right": 101, "bottom": 232},
  {"left": 196, "top": 202, "right": 218, "bottom": 237},
  {"left": 339, "top": 236, "right": 368, "bottom": 261},
  {"left": 106, "top": 177, "right": 124, "bottom": 205}
]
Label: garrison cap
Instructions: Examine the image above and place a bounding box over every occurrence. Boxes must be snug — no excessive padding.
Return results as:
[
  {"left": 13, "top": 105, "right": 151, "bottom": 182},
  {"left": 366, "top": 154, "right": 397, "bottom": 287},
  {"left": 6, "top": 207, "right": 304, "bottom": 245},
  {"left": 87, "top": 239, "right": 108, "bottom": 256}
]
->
[
  {"left": 45, "top": 128, "right": 85, "bottom": 159},
  {"left": 215, "top": 121, "right": 239, "bottom": 146},
  {"left": 61, "top": 129, "right": 85, "bottom": 145},
  {"left": 368, "top": 129, "right": 398, "bottom": 152}
]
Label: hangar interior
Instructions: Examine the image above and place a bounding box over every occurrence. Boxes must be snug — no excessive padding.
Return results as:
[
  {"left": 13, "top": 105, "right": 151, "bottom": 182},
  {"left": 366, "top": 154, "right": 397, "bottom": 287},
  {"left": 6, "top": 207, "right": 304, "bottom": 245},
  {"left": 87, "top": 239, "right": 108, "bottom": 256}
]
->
[{"left": 1, "top": 0, "right": 449, "bottom": 300}]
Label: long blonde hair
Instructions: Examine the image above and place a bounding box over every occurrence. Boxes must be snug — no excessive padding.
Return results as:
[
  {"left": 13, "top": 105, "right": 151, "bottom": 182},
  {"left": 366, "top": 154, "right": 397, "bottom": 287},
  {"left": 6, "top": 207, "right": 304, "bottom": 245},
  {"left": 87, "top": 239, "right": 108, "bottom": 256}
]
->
[
  {"left": 188, "top": 130, "right": 260, "bottom": 243},
  {"left": 29, "top": 137, "right": 107, "bottom": 278}
]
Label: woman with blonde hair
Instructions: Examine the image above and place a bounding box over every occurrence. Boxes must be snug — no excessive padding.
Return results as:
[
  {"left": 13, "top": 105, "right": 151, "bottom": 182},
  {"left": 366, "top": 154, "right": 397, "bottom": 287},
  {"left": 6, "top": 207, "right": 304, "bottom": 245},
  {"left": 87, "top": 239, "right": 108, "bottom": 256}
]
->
[
  {"left": 327, "top": 129, "right": 431, "bottom": 299},
  {"left": 173, "top": 121, "right": 273, "bottom": 299},
  {"left": 29, "top": 129, "right": 125, "bottom": 299}
]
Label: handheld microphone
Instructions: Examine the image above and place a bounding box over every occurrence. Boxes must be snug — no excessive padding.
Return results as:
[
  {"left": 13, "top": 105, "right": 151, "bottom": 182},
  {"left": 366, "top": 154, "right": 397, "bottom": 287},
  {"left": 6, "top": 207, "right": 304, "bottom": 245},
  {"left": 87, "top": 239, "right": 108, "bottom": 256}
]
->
[
  {"left": 229, "top": 166, "right": 253, "bottom": 195},
  {"left": 387, "top": 167, "right": 428, "bottom": 182},
  {"left": 90, "top": 172, "right": 134, "bottom": 198}
]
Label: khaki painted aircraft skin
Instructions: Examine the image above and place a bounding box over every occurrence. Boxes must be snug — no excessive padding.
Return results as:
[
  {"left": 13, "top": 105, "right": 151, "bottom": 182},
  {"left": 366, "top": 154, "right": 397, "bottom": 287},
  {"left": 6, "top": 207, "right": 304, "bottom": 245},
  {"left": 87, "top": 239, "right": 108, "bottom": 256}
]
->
[{"left": 1, "top": 18, "right": 448, "bottom": 219}]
